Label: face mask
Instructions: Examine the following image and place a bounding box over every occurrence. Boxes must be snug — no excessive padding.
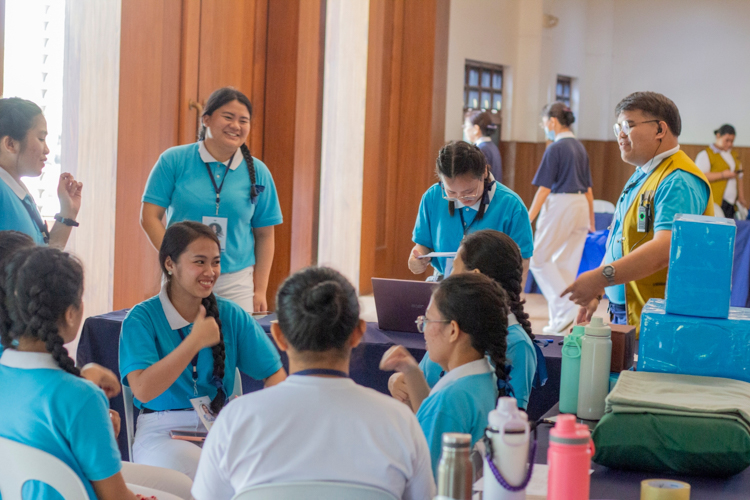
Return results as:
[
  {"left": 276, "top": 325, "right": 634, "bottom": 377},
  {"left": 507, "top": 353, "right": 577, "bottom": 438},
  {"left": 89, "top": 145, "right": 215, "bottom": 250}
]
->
[{"left": 544, "top": 127, "right": 555, "bottom": 141}]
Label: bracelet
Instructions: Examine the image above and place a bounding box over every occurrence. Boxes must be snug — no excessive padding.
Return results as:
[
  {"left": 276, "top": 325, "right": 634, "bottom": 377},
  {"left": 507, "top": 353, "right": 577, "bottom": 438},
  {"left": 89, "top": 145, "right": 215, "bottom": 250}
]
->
[{"left": 54, "top": 213, "right": 79, "bottom": 227}]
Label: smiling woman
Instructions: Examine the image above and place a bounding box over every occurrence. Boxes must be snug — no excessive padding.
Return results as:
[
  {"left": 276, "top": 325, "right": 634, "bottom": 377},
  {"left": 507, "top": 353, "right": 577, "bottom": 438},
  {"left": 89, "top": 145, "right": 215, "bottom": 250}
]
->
[{"left": 139, "top": 87, "right": 284, "bottom": 314}]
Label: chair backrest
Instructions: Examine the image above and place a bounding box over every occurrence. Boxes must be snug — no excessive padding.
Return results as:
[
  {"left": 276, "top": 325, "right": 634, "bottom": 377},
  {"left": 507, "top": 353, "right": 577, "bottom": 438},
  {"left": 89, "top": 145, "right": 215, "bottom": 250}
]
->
[
  {"left": 122, "top": 385, "right": 135, "bottom": 462},
  {"left": 0, "top": 436, "right": 90, "bottom": 500},
  {"left": 593, "top": 199, "right": 616, "bottom": 214},
  {"left": 231, "top": 481, "right": 398, "bottom": 500}
]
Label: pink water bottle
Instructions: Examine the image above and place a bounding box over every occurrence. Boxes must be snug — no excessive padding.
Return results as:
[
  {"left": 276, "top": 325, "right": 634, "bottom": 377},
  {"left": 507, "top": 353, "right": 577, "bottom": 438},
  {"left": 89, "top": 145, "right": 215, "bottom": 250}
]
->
[{"left": 547, "top": 415, "right": 595, "bottom": 500}]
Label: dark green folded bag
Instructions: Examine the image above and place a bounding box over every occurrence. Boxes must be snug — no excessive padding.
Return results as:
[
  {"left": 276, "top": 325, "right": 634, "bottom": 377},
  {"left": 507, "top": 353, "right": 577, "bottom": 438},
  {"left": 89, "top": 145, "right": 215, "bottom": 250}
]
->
[{"left": 592, "top": 412, "right": 750, "bottom": 477}]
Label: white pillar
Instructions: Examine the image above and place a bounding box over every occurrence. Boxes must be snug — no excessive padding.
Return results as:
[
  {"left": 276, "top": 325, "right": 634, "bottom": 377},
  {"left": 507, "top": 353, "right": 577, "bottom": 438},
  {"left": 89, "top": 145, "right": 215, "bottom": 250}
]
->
[
  {"left": 317, "top": 0, "right": 370, "bottom": 289},
  {"left": 62, "top": 0, "right": 121, "bottom": 350}
]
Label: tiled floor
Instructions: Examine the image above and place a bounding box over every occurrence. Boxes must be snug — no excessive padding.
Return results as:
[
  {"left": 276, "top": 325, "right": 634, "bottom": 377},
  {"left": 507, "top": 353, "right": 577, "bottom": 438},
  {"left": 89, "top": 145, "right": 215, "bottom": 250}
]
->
[{"left": 360, "top": 292, "right": 610, "bottom": 336}]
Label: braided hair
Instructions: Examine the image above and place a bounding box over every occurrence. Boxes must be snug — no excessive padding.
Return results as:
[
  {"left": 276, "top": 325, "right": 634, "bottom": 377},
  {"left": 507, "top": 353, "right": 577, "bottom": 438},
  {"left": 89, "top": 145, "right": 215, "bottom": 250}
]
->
[
  {"left": 435, "top": 141, "right": 491, "bottom": 220},
  {"left": 198, "top": 87, "right": 258, "bottom": 202},
  {"left": 432, "top": 273, "right": 511, "bottom": 400},
  {"left": 0, "top": 247, "right": 83, "bottom": 376},
  {"left": 458, "top": 229, "right": 534, "bottom": 340},
  {"left": 159, "top": 221, "right": 227, "bottom": 415},
  {"left": 276, "top": 266, "right": 360, "bottom": 358}
]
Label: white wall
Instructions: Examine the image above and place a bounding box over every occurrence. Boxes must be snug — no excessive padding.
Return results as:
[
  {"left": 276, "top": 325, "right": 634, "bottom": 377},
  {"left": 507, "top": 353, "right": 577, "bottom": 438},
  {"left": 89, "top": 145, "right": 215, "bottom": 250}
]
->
[{"left": 445, "top": 0, "right": 750, "bottom": 146}]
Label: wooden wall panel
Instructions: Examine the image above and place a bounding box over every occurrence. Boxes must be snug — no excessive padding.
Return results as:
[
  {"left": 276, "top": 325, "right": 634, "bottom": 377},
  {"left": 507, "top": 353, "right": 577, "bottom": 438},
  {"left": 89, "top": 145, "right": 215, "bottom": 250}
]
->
[
  {"left": 359, "top": 0, "right": 450, "bottom": 293},
  {"left": 113, "top": 0, "right": 182, "bottom": 309}
]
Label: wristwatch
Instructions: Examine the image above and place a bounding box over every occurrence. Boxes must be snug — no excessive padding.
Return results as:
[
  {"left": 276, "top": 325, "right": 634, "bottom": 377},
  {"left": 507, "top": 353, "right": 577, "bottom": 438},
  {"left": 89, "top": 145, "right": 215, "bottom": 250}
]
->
[
  {"left": 54, "top": 213, "right": 79, "bottom": 227},
  {"left": 602, "top": 265, "right": 616, "bottom": 286}
]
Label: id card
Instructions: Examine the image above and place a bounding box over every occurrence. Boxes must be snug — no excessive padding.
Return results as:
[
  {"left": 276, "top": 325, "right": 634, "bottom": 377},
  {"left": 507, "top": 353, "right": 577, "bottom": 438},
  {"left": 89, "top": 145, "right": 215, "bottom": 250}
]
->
[
  {"left": 190, "top": 396, "right": 217, "bottom": 431},
  {"left": 202, "top": 216, "right": 228, "bottom": 251}
]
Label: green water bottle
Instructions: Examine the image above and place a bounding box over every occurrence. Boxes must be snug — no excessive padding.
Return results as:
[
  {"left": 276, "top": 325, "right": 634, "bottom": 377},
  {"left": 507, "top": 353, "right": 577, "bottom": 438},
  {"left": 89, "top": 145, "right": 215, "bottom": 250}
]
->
[{"left": 559, "top": 325, "right": 584, "bottom": 414}]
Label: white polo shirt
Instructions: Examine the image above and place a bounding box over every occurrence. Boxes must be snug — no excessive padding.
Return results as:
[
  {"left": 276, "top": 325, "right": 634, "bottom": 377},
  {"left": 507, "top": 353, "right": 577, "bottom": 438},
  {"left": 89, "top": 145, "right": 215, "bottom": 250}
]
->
[{"left": 192, "top": 375, "right": 436, "bottom": 500}]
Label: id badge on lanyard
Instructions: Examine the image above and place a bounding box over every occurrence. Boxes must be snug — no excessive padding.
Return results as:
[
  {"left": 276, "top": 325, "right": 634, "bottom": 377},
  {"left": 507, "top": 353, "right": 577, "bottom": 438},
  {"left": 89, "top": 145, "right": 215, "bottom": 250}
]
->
[{"left": 204, "top": 157, "right": 234, "bottom": 252}]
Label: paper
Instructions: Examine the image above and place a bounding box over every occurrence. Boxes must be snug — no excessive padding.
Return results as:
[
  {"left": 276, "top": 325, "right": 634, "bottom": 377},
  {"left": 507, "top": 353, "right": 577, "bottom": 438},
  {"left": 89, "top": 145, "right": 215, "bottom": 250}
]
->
[
  {"left": 416, "top": 252, "right": 457, "bottom": 259},
  {"left": 190, "top": 396, "right": 217, "bottom": 431}
]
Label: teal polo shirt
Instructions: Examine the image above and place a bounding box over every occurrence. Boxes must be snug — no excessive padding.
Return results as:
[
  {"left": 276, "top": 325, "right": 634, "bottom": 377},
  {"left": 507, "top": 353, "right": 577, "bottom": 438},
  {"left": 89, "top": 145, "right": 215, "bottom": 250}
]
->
[
  {"left": 119, "top": 289, "right": 282, "bottom": 410},
  {"left": 0, "top": 168, "right": 47, "bottom": 245},
  {"left": 419, "top": 320, "right": 536, "bottom": 409},
  {"left": 605, "top": 149, "right": 710, "bottom": 304},
  {"left": 0, "top": 350, "right": 122, "bottom": 500},
  {"left": 413, "top": 181, "right": 533, "bottom": 274},
  {"left": 142, "top": 142, "right": 283, "bottom": 274}
]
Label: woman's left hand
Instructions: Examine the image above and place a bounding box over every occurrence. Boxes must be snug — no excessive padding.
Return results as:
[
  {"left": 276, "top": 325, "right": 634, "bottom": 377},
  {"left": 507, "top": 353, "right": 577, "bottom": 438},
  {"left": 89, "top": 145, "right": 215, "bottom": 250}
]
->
[
  {"left": 109, "top": 409, "right": 121, "bottom": 438},
  {"left": 380, "top": 345, "right": 419, "bottom": 374},
  {"left": 253, "top": 293, "right": 268, "bottom": 313},
  {"left": 57, "top": 173, "right": 83, "bottom": 218},
  {"left": 81, "top": 363, "right": 121, "bottom": 398}
]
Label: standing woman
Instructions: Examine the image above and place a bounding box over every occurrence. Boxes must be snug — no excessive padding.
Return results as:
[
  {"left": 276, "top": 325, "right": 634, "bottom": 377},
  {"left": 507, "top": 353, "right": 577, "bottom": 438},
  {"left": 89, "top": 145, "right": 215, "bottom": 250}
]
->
[
  {"left": 0, "top": 97, "right": 82, "bottom": 248},
  {"left": 141, "top": 87, "right": 283, "bottom": 313},
  {"left": 463, "top": 110, "right": 503, "bottom": 183},
  {"left": 409, "top": 141, "right": 533, "bottom": 281},
  {"left": 695, "top": 124, "right": 745, "bottom": 218},
  {"left": 528, "top": 102, "right": 594, "bottom": 334},
  {"left": 119, "top": 221, "right": 286, "bottom": 479}
]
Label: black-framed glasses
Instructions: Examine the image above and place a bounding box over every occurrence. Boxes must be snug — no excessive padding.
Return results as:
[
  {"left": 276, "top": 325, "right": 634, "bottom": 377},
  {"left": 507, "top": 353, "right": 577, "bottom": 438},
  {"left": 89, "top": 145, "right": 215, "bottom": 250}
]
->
[
  {"left": 613, "top": 119, "right": 660, "bottom": 138},
  {"left": 415, "top": 315, "right": 451, "bottom": 333}
]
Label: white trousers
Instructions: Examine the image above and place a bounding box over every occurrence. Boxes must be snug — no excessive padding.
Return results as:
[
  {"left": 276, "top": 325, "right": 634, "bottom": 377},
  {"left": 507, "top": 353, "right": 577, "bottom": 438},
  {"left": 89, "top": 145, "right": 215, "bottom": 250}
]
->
[
  {"left": 529, "top": 193, "right": 590, "bottom": 327},
  {"left": 121, "top": 461, "right": 193, "bottom": 500},
  {"left": 213, "top": 265, "right": 255, "bottom": 313},
  {"left": 133, "top": 410, "right": 205, "bottom": 480}
]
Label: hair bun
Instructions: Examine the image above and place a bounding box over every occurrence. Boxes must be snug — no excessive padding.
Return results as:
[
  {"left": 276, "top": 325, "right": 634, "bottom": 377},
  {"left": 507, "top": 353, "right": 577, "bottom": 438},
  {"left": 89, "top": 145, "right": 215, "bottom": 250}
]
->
[{"left": 303, "top": 280, "right": 343, "bottom": 319}]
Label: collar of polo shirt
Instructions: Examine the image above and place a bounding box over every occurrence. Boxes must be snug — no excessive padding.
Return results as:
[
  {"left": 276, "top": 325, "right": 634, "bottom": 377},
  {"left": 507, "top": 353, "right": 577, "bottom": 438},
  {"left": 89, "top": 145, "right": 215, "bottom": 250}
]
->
[
  {"left": 198, "top": 141, "right": 244, "bottom": 171},
  {"left": 0, "top": 166, "right": 31, "bottom": 199}
]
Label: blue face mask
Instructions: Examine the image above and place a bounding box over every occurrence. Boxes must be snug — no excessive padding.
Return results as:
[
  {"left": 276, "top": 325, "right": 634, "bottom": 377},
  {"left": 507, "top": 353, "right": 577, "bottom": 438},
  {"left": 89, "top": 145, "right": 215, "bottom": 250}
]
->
[{"left": 544, "top": 127, "right": 555, "bottom": 141}]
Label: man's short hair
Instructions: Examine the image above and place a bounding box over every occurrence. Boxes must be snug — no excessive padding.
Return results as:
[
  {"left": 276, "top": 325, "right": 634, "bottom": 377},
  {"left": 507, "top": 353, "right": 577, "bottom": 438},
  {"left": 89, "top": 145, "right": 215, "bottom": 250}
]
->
[{"left": 615, "top": 91, "right": 681, "bottom": 137}]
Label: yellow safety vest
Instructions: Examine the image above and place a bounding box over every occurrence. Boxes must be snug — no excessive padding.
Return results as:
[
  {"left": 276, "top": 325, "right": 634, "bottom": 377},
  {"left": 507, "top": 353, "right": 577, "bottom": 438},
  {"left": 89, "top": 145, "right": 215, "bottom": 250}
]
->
[
  {"left": 705, "top": 147, "right": 742, "bottom": 206},
  {"left": 621, "top": 150, "right": 714, "bottom": 335}
]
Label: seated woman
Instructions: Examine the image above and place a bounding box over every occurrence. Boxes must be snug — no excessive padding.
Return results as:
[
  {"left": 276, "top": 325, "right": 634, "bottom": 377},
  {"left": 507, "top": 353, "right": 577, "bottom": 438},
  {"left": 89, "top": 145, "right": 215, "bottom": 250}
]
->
[
  {"left": 380, "top": 273, "right": 510, "bottom": 475},
  {"left": 119, "top": 221, "right": 286, "bottom": 479},
  {"left": 192, "top": 267, "right": 435, "bottom": 500},
  {"left": 0, "top": 247, "right": 186, "bottom": 500},
  {"left": 413, "top": 229, "right": 537, "bottom": 409}
]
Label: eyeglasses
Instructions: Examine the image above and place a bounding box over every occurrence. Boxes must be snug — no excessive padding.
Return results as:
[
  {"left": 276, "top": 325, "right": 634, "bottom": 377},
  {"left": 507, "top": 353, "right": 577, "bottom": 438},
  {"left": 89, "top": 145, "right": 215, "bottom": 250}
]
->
[
  {"left": 441, "top": 182, "right": 483, "bottom": 203},
  {"left": 613, "top": 120, "right": 660, "bottom": 138},
  {"left": 415, "top": 315, "right": 451, "bottom": 333}
]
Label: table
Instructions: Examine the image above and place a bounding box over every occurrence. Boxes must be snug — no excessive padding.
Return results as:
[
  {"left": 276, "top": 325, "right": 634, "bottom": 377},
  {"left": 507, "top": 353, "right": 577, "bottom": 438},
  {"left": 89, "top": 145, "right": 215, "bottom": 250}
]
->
[
  {"left": 534, "top": 404, "right": 750, "bottom": 499},
  {"left": 76, "top": 310, "right": 563, "bottom": 460}
]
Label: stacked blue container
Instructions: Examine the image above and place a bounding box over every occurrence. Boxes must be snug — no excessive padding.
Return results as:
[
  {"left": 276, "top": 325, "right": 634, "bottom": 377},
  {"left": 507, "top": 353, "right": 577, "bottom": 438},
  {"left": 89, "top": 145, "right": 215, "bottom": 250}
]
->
[{"left": 638, "top": 214, "right": 745, "bottom": 380}]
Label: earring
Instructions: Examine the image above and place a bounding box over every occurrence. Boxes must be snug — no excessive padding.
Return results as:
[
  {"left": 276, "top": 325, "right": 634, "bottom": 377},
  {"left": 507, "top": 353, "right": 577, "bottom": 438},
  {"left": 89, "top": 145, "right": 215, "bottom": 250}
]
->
[{"left": 168, "top": 270, "right": 172, "bottom": 276}]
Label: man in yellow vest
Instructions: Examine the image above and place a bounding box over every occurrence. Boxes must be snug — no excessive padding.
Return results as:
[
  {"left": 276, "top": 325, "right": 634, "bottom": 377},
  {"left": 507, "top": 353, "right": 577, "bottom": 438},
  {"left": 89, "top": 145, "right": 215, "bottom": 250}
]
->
[
  {"left": 695, "top": 124, "right": 745, "bottom": 218},
  {"left": 563, "top": 92, "right": 714, "bottom": 334}
]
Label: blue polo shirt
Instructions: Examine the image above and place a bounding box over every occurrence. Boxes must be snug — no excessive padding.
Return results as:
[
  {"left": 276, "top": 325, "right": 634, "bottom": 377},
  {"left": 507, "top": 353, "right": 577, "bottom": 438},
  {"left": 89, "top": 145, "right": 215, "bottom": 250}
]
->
[
  {"left": 605, "top": 148, "right": 710, "bottom": 304},
  {"left": 413, "top": 181, "right": 534, "bottom": 274},
  {"left": 416, "top": 363, "right": 497, "bottom": 476},
  {"left": 532, "top": 136, "right": 592, "bottom": 194},
  {"left": 142, "top": 142, "right": 283, "bottom": 274},
  {"left": 419, "top": 321, "right": 536, "bottom": 409},
  {"left": 0, "top": 169, "right": 47, "bottom": 245},
  {"left": 0, "top": 350, "right": 122, "bottom": 500},
  {"left": 119, "top": 290, "right": 282, "bottom": 410}
]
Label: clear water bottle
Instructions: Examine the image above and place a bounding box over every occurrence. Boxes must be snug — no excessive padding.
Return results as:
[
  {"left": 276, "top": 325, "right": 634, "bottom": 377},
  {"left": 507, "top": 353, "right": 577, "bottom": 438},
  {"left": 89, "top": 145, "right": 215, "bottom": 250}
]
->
[
  {"left": 559, "top": 325, "right": 585, "bottom": 414},
  {"left": 436, "top": 433, "right": 473, "bottom": 500},
  {"left": 483, "top": 397, "right": 530, "bottom": 500},
  {"left": 576, "top": 316, "right": 612, "bottom": 420}
]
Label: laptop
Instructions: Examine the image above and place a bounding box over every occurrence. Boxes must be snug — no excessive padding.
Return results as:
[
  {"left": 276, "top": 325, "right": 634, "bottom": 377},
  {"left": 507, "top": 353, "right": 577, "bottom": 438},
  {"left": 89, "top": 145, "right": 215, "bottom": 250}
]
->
[{"left": 371, "top": 278, "right": 437, "bottom": 333}]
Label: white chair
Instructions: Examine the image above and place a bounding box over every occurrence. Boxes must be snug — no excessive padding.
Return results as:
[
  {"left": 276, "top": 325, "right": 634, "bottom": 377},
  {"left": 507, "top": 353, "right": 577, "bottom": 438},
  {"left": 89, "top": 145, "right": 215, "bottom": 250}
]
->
[
  {"left": 231, "top": 481, "right": 398, "bottom": 500},
  {"left": 593, "top": 199, "right": 616, "bottom": 214},
  {"left": 122, "top": 367, "right": 243, "bottom": 461},
  {"left": 0, "top": 436, "right": 90, "bottom": 500}
]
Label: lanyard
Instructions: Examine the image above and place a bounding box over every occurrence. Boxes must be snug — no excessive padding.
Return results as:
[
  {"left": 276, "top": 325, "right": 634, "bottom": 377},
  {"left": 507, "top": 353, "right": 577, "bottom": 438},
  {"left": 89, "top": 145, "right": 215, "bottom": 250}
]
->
[
  {"left": 177, "top": 327, "right": 200, "bottom": 396},
  {"left": 294, "top": 368, "right": 349, "bottom": 378},
  {"left": 20, "top": 196, "right": 50, "bottom": 244},
  {"left": 204, "top": 155, "right": 235, "bottom": 215}
]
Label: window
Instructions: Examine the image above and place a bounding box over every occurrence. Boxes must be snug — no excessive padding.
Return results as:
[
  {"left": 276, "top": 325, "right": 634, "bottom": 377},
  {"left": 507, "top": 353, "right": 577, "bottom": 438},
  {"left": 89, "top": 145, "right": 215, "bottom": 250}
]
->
[
  {"left": 464, "top": 60, "right": 503, "bottom": 112},
  {"left": 3, "top": 0, "right": 66, "bottom": 220},
  {"left": 556, "top": 75, "right": 572, "bottom": 107}
]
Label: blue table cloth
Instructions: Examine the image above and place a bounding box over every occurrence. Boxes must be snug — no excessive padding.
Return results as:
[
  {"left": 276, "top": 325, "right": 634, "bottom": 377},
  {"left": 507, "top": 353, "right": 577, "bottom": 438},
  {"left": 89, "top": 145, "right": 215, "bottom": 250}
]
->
[{"left": 76, "top": 311, "right": 563, "bottom": 460}]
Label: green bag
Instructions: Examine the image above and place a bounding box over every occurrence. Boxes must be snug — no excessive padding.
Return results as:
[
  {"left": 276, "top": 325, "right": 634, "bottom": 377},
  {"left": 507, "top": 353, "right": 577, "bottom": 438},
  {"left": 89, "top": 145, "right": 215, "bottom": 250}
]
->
[{"left": 592, "top": 411, "right": 750, "bottom": 477}]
